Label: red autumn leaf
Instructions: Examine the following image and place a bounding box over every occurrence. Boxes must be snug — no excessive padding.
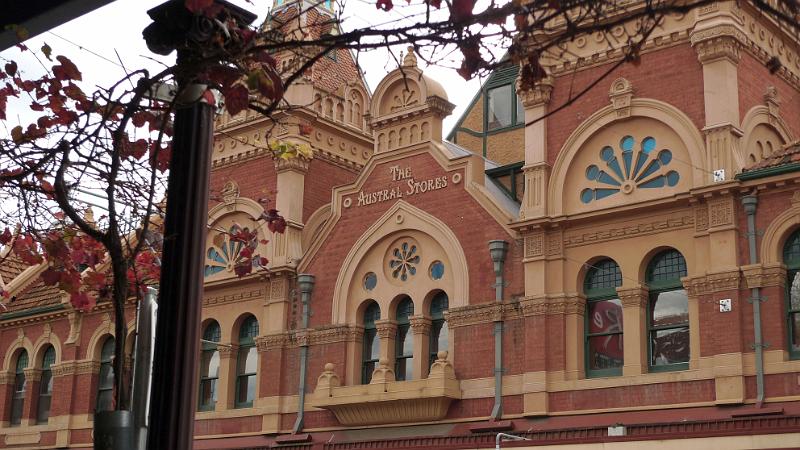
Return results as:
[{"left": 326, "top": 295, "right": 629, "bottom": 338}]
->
[
  {"left": 4, "top": 61, "right": 17, "bottom": 77},
  {"left": 268, "top": 216, "right": 287, "bottom": 233},
  {"left": 259, "top": 256, "right": 269, "bottom": 267},
  {"left": 426, "top": 0, "right": 441, "bottom": 8},
  {"left": 185, "top": 0, "right": 214, "bottom": 13},
  {"left": 207, "top": 65, "right": 241, "bottom": 89},
  {"left": 63, "top": 83, "right": 85, "bottom": 102},
  {"left": 234, "top": 262, "right": 252, "bottom": 277},
  {"left": 149, "top": 144, "right": 172, "bottom": 173},
  {"left": 259, "top": 239, "right": 269, "bottom": 245},
  {"left": 250, "top": 51, "right": 277, "bottom": 68},
  {"left": 222, "top": 84, "right": 249, "bottom": 116},
  {"left": 53, "top": 55, "right": 82, "bottom": 81},
  {"left": 29, "top": 102, "right": 44, "bottom": 111},
  {"left": 41, "top": 268, "right": 62, "bottom": 285},
  {"left": 376, "top": 0, "right": 393, "bottom": 10},
  {"left": 202, "top": 89, "right": 216, "bottom": 106},
  {"left": 0, "top": 227, "right": 12, "bottom": 244},
  {"left": 10, "top": 125, "right": 24, "bottom": 143},
  {"left": 450, "top": 0, "right": 474, "bottom": 22},
  {"left": 70, "top": 291, "right": 94, "bottom": 310}
]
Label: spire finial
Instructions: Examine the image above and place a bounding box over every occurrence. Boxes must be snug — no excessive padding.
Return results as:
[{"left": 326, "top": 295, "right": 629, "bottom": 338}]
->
[{"left": 402, "top": 46, "right": 417, "bottom": 67}]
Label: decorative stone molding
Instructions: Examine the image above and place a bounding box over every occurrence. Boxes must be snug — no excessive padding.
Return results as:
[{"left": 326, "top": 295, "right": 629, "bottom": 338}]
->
[
  {"left": 564, "top": 215, "right": 694, "bottom": 248},
  {"left": 274, "top": 155, "right": 311, "bottom": 173},
  {"left": 445, "top": 303, "right": 503, "bottom": 328},
  {"left": 218, "top": 344, "right": 238, "bottom": 358},
  {"left": 609, "top": 77, "right": 634, "bottom": 119},
  {"left": 50, "top": 362, "right": 77, "bottom": 378},
  {"left": 307, "top": 325, "right": 364, "bottom": 346},
  {"left": 203, "top": 288, "right": 265, "bottom": 307},
  {"left": 617, "top": 286, "right": 649, "bottom": 308},
  {"left": 708, "top": 198, "right": 735, "bottom": 228},
  {"left": 517, "top": 78, "right": 553, "bottom": 108},
  {"left": 5, "top": 432, "right": 41, "bottom": 446},
  {"left": 695, "top": 205, "right": 709, "bottom": 232},
  {"left": 23, "top": 368, "right": 42, "bottom": 382},
  {"left": 311, "top": 351, "right": 460, "bottom": 426},
  {"left": 524, "top": 231, "right": 545, "bottom": 258},
  {"left": 375, "top": 320, "right": 398, "bottom": 339},
  {"left": 546, "top": 231, "right": 563, "bottom": 257},
  {"left": 764, "top": 86, "right": 780, "bottom": 120},
  {"left": 691, "top": 25, "right": 745, "bottom": 64},
  {"left": 684, "top": 271, "right": 741, "bottom": 296},
  {"left": 295, "top": 330, "right": 311, "bottom": 347},
  {"left": 741, "top": 263, "right": 786, "bottom": 289},
  {"left": 0, "top": 371, "right": 14, "bottom": 384},
  {"left": 256, "top": 333, "right": 290, "bottom": 352},
  {"left": 74, "top": 361, "right": 101, "bottom": 375},
  {"left": 220, "top": 181, "right": 240, "bottom": 205},
  {"left": 520, "top": 163, "right": 550, "bottom": 220},
  {"left": 703, "top": 124, "right": 743, "bottom": 180},
  {"left": 518, "top": 295, "right": 582, "bottom": 316},
  {"left": 269, "top": 278, "right": 286, "bottom": 300},
  {"left": 409, "top": 316, "right": 431, "bottom": 335}
]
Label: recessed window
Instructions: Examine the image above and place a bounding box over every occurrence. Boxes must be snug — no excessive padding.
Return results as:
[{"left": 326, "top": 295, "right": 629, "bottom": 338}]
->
[
  {"left": 429, "top": 292, "right": 449, "bottom": 369},
  {"left": 10, "top": 350, "right": 28, "bottom": 426},
  {"left": 486, "top": 84, "right": 524, "bottom": 132},
  {"left": 429, "top": 261, "right": 445, "bottom": 280},
  {"left": 235, "top": 316, "right": 259, "bottom": 408},
  {"left": 362, "top": 302, "right": 381, "bottom": 384},
  {"left": 784, "top": 229, "right": 800, "bottom": 357},
  {"left": 647, "top": 250, "right": 689, "bottom": 371},
  {"left": 584, "top": 259, "right": 623, "bottom": 377},
  {"left": 199, "top": 321, "right": 221, "bottom": 411},
  {"left": 36, "top": 346, "right": 55, "bottom": 423},
  {"left": 97, "top": 337, "right": 115, "bottom": 412},
  {"left": 364, "top": 272, "right": 377, "bottom": 291},
  {"left": 395, "top": 297, "right": 415, "bottom": 381}
]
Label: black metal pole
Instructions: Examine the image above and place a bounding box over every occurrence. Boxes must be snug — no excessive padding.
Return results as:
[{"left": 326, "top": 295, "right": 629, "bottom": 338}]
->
[{"left": 146, "top": 84, "right": 212, "bottom": 450}]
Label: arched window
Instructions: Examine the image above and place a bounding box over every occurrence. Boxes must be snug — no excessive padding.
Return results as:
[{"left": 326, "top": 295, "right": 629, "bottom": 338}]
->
[
  {"left": 36, "top": 346, "right": 55, "bottom": 423},
  {"left": 10, "top": 350, "right": 28, "bottom": 426},
  {"left": 97, "top": 337, "right": 115, "bottom": 411},
  {"left": 429, "top": 292, "right": 449, "bottom": 368},
  {"left": 646, "top": 249, "right": 689, "bottom": 371},
  {"left": 784, "top": 229, "right": 800, "bottom": 357},
  {"left": 199, "top": 321, "right": 221, "bottom": 411},
  {"left": 361, "top": 302, "right": 380, "bottom": 384},
  {"left": 235, "top": 316, "right": 258, "bottom": 408},
  {"left": 584, "top": 259, "right": 623, "bottom": 377},
  {"left": 395, "top": 297, "right": 414, "bottom": 381}
]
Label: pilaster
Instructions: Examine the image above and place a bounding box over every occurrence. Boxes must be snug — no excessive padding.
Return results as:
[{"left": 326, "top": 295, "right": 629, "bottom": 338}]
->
[
  {"left": 518, "top": 78, "right": 552, "bottom": 220},
  {"left": 271, "top": 153, "right": 310, "bottom": 270},
  {"left": 617, "top": 286, "right": 648, "bottom": 376},
  {"left": 217, "top": 344, "right": 237, "bottom": 409},
  {"left": 564, "top": 294, "right": 586, "bottom": 381},
  {"left": 375, "top": 320, "right": 398, "bottom": 366},
  {"left": 409, "top": 316, "right": 431, "bottom": 378}
]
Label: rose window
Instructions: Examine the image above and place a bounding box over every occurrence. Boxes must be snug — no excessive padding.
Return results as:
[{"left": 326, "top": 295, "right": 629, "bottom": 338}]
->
[
  {"left": 204, "top": 225, "right": 251, "bottom": 277},
  {"left": 580, "top": 135, "right": 680, "bottom": 204},
  {"left": 389, "top": 242, "right": 420, "bottom": 281}
]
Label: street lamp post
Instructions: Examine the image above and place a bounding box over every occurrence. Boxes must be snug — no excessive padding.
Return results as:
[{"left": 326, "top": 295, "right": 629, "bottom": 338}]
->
[{"left": 142, "top": 2, "right": 256, "bottom": 449}]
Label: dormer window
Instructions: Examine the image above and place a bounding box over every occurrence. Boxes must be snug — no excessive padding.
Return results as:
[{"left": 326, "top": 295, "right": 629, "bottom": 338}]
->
[{"left": 486, "top": 84, "right": 524, "bottom": 132}]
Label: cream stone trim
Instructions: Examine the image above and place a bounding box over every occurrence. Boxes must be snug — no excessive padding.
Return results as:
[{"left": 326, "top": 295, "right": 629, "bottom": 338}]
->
[
  {"left": 741, "top": 105, "right": 793, "bottom": 145},
  {"left": 207, "top": 196, "right": 264, "bottom": 226},
  {"left": 328, "top": 200, "right": 470, "bottom": 324},
  {"left": 2, "top": 332, "right": 33, "bottom": 372},
  {"left": 760, "top": 204, "right": 800, "bottom": 265},
  {"left": 548, "top": 98, "right": 707, "bottom": 217},
  {"left": 301, "top": 204, "right": 331, "bottom": 252},
  {"left": 3, "top": 263, "right": 47, "bottom": 298},
  {"left": 741, "top": 263, "right": 786, "bottom": 289}
]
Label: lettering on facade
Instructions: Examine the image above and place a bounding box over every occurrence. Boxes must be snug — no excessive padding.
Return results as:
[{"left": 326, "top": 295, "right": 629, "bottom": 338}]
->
[{"left": 356, "top": 165, "right": 450, "bottom": 207}]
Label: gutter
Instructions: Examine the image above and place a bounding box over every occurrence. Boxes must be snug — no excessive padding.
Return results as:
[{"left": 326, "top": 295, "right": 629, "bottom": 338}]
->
[
  {"left": 293, "top": 274, "right": 315, "bottom": 433},
  {"left": 0, "top": 303, "right": 65, "bottom": 321},
  {"left": 742, "top": 195, "right": 765, "bottom": 406},
  {"left": 488, "top": 240, "right": 509, "bottom": 420},
  {"left": 736, "top": 162, "right": 800, "bottom": 181}
]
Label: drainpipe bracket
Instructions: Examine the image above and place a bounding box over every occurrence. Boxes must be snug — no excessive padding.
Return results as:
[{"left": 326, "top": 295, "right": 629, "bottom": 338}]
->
[
  {"left": 750, "top": 342, "right": 770, "bottom": 350},
  {"left": 747, "top": 295, "right": 768, "bottom": 304}
]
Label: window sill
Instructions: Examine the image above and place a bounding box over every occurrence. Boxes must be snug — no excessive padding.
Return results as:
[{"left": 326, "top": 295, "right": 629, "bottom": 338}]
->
[
  {"left": 649, "top": 362, "right": 689, "bottom": 373},
  {"left": 311, "top": 354, "right": 461, "bottom": 426}
]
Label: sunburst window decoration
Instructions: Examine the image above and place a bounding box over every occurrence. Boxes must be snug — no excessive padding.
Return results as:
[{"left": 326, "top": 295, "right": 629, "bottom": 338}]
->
[
  {"left": 580, "top": 136, "right": 680, "bottom": 204},
  {"left": 204, "top": 224, "right": 257, "bottom": 278},
  {"left": 389, "top": 242, "right": 420, "bottom": 281}
]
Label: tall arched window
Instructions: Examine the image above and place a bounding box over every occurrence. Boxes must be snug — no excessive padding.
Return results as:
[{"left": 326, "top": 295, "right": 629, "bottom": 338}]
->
[
  {"left": 361, "top": 302, "right": 381, "bottom": 384},
  {"left": 36, "top": 346, "right": 55, "bottom": 423},
  {"left": 199, "top": 321, "right": 221, "bottom": 411},
  {"left": 646, "top": 249, "right": 689, "bottom": 371},
  {"left": 395, "top": 297, "right": 415, "bottom": 381},
  {"left": 584, "top": 259, "right": 624, "bottom": 377},
  {"left": 10, "top": 350, "right": 28, "bottom": 426},
  {"left": 97, "top": 336, "right": 115, "bottom": 411},
  {"left": 429, "top": 292, "right": 449, "bottom": 368},
  {"left": 235, "top": 316, "right": 258, "bottom": 408},
  {"left": 784, "top": 229, "right": 800, "bottom": 358}
]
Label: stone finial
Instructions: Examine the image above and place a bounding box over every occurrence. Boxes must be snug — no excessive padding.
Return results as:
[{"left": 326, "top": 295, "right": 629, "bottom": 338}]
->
[
  {"left": 765, "top": 86, "right": 780, "bottom": 120},
  {"left": 83, "top": 207, "right": 95, "bottom": 226},
  {"left": 609, "top": 77, "right": 634, "bottom": 119},
  {"left": 402, "top": 46, "right": 418, "bottom": 68},
  {"left": 370, "top": 358, "right": 396, "bottom": 384},
  {"left": 315, "top": 362, "right": 341, "bottom": 397},
  {"left": 428, "top": 350, "right": 456, "bottom": 379}
]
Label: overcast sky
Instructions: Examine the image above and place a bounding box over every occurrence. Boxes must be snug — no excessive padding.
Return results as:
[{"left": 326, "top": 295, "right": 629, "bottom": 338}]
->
[{"left": 1, "top": 0, "right": 484, "bottom": 134}]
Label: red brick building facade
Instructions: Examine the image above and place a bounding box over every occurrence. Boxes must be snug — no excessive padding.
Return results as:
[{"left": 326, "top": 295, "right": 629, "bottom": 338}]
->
[{"left": 2, "top": 1, "right": 800, "bottom": 449}]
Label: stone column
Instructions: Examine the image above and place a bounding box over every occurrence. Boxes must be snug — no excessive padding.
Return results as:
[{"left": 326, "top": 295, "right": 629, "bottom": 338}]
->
[
  {"left": 564, "top": 294, "right": 586, "bottom": 381},
  {"left": 690, "top": 5, "right": 745, "bottom": 180},
  {"left": 271, "top": 154, "right": 310, "bottom": 270},
  {"left": 345, "top": 327, "right": 364, "bottom": 386},
  {"left": 410, "top": 316, "right": 432, "bottom": 378},
  {"left": 617, "top": 286, "right": 649, "bottom": 376},
  {"left": 217, "top": 344, "right": 237, "bottom": 409},
  {"left": 375, "top": 320, "right": 398, "bottom": 370},
  {"left": 518, "top": 78, "right": 553, "bottom": 220},
  {"left": 0, "top": 371, "right": 14, "bottom": 425}
]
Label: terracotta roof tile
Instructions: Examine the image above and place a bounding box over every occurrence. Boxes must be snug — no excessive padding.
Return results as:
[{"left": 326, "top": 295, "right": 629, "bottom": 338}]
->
[
  {"left": 742, "top": 141, "right": 800, "bottom": 172},
  {"left": 6, "top": 278, "right": 61, "bottom": 312}
]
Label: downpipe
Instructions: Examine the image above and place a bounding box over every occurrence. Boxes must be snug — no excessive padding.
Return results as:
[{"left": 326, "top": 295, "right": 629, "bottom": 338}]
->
[
  {"left": 293, "top": 274, "right": 315, "bottom": 433},
  {"left": 489, "top": 240, "right": 509, "bottom": 421},
  {"left": 742, "top": 195, "right": 765, "bottom": 406}
]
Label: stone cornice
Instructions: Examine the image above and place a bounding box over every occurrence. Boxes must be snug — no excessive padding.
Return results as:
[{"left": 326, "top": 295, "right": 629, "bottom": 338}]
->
[
  {"left": 517, "top": 78, "right": 553, "bottom": 108},
  {"left": 684, "top": 270, "right": 741, "bottom": 296},
  {"left": 375, "top": 320, "right": 398, "bottom": 339},
  {"left": 691, "top": 24, "right": 745, "bottom": 64},
  {"left": 409, "top": 316, "right": 431, "bottom": 335},
  {"left": 518, "top": 295, "right": 585, "bottom": 316},
  {"left": 256, "top": 333, "right": 290, "bottom": 352},
  {"left": 255, "top": 325, "right": 365, "bottom": 352},
  {"left": 203, "top": 288, "right": 265, "bottom": 307},
  {"left": 617, "top": 286, "right": 648, "bottom": 308},
  {"left": 741, "top": 263, "right": 786, "bottom": 289},
  {"left": 564, "top": 215, "right": 694, "bottom": 248}
]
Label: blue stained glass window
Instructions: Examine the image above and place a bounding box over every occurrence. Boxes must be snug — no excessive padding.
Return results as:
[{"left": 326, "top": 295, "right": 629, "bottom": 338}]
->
[{"left": 429, "top": 261, "right": 445, "bottom": 280}]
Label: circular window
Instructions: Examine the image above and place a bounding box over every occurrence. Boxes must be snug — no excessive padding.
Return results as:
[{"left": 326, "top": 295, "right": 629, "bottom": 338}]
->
[
  {"left": 429, "top": 261, "right": 445, "bottom": 280},
  {"left": 363, "top": 272, "right": 377, "bottom": 291}
]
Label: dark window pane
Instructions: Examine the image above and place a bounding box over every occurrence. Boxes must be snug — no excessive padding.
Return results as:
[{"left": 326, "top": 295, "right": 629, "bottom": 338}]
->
[
  {"left": 396, "top": 356, "right": 413, "bottom": 381},
  {"left": 587, "top": 299, "right": 623, "bottom": 335},
  {"left": 789, "top": 272, "right": 800, "bottom": 311},
  {"left": 396, "top": 297, "right": 414, "bottom": 323},
  {"left": 239, "top": 316, "right": 259, "bottom": 342},
  {"left": 237, "top": 375, "right": 256, "bottom": 405},
  {"left": 791, "top": 313, "right": 800, "bottom": 352},
  {"left": 396, "top": 325, "right": 413, "bottom": 357},
  {"left": 584, "top": 259, "right": 622, "bottom": 292},
  {"left": 10, "top": 397, "right": 23, "bottom": 425},
  {"left": 783, "top": 229, "right": 800, "bottom": 265},
  {"left": 36, "top": 394, "right": 51, "bottom": 423},
  {"left": 99, "top": 363, "right": 115, "bottom": 390},
  {"left": 587, "top": 336, "right": 624, "bottom": 370},
  {"left": 651, "top": 290, "right": 689, "bottom": 328},
  {"left": 487, "top": 85, "right": 513, "bottom": 130},
  {"left": 647, "top": 250, "right": 687, "bottom": 283},
  {"left": 201, "top": 350, "right": 220, "bottom": 378},
  {"left": 650, "top": 327, "right": 690, "bottom": 365}
]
